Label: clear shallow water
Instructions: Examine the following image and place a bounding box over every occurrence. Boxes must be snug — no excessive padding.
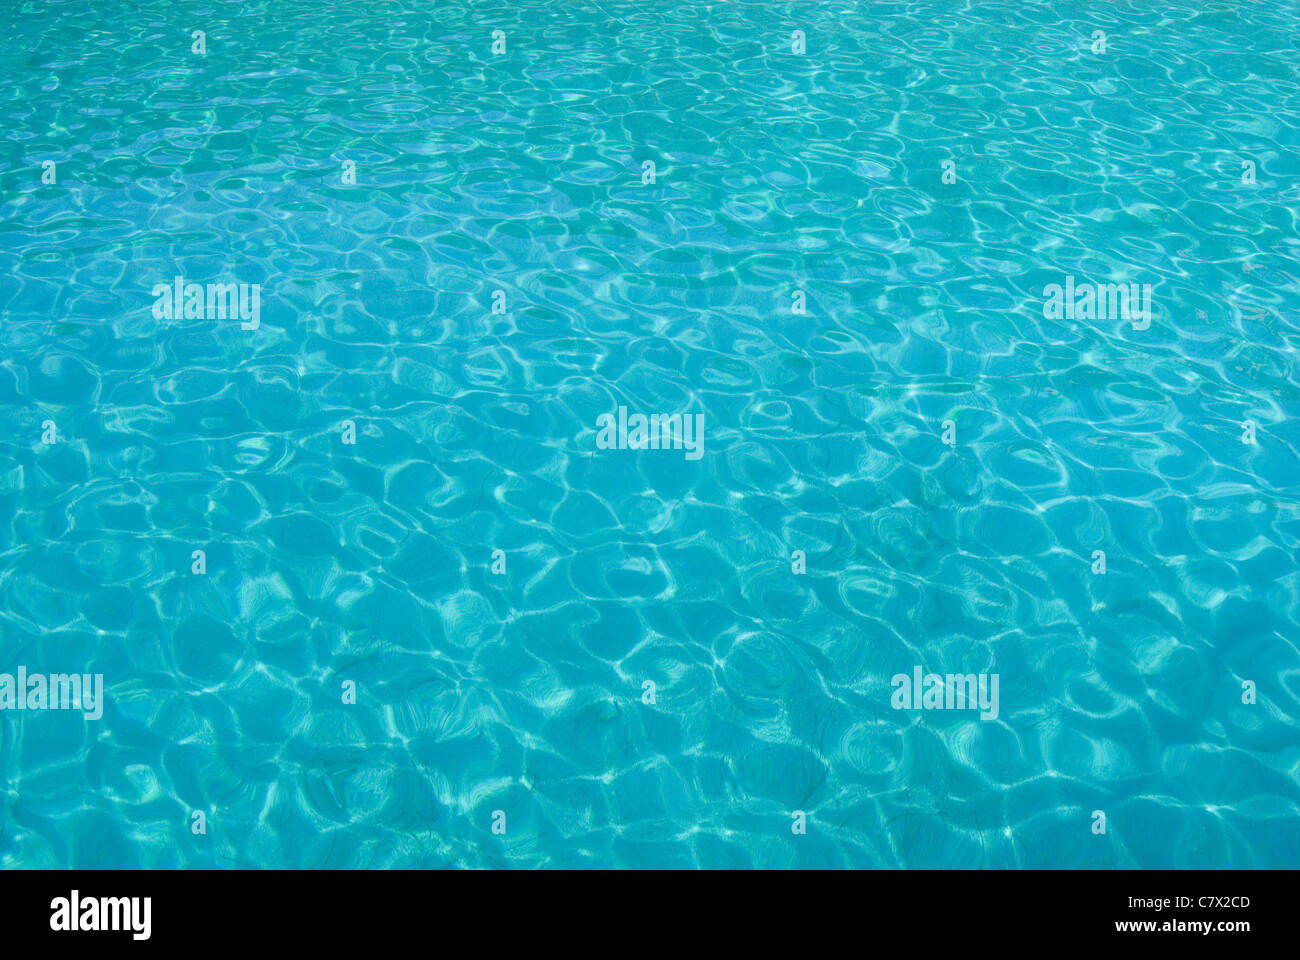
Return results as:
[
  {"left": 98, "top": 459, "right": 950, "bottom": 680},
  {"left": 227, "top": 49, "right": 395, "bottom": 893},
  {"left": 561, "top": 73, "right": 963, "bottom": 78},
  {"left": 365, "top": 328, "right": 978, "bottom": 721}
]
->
[{"left": 1, "top": 0, "right": 1299, "bottom": 869}]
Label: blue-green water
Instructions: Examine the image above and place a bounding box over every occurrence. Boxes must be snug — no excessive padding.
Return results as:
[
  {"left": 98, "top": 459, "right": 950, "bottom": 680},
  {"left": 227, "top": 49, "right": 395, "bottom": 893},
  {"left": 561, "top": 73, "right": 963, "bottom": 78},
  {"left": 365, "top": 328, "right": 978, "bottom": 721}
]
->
[{"left": 1, "top": 0, "right": 1299, "bottom": 869}]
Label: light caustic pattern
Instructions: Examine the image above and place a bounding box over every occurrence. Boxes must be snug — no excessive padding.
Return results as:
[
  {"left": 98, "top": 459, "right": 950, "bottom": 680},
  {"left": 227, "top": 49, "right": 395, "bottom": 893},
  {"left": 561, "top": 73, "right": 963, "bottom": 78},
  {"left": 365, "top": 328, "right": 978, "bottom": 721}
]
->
[{"left": 0, "top": 0, "right": 1298, "bottom": 869}]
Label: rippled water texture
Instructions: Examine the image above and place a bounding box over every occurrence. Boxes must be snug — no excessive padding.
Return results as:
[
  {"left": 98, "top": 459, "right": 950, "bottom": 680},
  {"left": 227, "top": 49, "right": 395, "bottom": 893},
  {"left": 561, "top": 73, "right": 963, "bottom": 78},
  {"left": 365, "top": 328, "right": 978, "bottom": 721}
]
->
[{"left": 1, "top": 0, "right": 1299, "bottom": 869}]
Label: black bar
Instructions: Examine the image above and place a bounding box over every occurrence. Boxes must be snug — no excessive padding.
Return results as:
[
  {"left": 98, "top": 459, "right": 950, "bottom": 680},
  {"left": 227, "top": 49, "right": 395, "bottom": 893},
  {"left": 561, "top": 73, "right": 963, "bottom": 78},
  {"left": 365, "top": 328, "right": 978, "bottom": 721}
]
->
[{"left": 0, "top": 869, "right": 1285, "bottom": 947}]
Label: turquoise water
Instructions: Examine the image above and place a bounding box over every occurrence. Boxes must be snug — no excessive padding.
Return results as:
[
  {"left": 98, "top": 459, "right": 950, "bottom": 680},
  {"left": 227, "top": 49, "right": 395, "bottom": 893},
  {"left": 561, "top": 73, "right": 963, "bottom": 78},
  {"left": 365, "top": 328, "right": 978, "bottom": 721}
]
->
[{"left": 2, "top": 0, "right": 1299, "bottom": 869}]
